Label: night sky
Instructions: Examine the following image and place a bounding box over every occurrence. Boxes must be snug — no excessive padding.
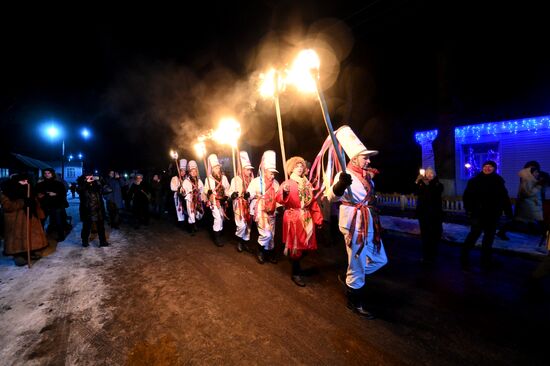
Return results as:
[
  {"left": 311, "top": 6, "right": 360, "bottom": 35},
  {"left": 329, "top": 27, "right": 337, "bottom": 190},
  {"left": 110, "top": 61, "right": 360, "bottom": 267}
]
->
[{"left": 2, "top": 1, "right": 549, "bottom": 192}]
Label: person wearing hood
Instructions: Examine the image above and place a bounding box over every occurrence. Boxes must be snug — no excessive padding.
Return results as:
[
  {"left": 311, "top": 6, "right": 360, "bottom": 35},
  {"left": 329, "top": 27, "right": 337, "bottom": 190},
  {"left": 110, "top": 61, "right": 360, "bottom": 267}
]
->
[
  {"left": 462, "top": 160, "right": 512, "bottom": 269},
  {"left": 36, "top": 168, "right": 69, "bottom": 241},
  {"left": 415, "top": 167, "right": 444, "bottom": 265},
  {"left": 1, "top": 173, "right": 48, "bottom": 266}
]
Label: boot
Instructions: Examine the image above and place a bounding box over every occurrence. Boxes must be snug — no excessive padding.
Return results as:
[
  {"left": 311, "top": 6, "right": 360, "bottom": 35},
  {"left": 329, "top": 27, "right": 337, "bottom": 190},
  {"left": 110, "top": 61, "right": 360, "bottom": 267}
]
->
[
  {"left": 257, "top": 247, "right": 265, "bottom": 264},
  {"left": 99, "top": 241, "right": 110, "bottom": 247},
  {"left": 82, "top": 240, "right": 89, "bottom": 248},
  {"left": 191, "top": 223, "right": 198, "bottom": 236},
  {"left": 241, "top": 239, "right": 251, "bottom": 253},
  {"left": 347, "top": 286, "right": 375, "bottom": 319},
  {"left": 213, "top": 231, "right": 224, "bottom": 247},
  {"left": 267, "top": 249, "right": 278, "bottom": 264},
  {"left": 236, "top": 236, "right": 243, "bottom": 252},
  {"left": 291, "top": 260, "right": 305, "bottom": 287}
]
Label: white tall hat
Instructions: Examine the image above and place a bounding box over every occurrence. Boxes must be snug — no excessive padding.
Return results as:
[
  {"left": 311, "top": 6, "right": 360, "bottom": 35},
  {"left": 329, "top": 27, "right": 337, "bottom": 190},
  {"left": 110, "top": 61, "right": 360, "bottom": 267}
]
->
[
  {"left": 179, "top": 159, "right": 188, "bottom": 170},
  {"left": 240, "top": 151, "right": 253, "bottom": 169},
  {"left": 335, "top": 125, "right": 378, "bottom": 159},
  {"left": 261, "top": 150, "right": 278, "bottom": 173},
  {"left": 188, "top": 160, "right": 198, "bottom": 171},
  {"left": 208, "top": 153, "right": 220, "bottom": 168}
]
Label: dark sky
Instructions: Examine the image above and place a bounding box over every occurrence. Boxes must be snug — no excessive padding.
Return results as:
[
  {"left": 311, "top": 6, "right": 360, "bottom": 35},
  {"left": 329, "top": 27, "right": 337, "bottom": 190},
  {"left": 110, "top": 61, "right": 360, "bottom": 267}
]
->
[{"left": 2, "top": 1, "right": 549, "bottom": 191}]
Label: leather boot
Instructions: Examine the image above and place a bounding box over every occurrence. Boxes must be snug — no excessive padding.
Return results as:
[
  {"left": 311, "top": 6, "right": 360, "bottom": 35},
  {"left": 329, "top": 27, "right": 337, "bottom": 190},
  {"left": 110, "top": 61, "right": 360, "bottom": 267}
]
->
[
  {"left": 347, "top": 287, "right": 375, "bottom": 319},
  {"left": 236, "top": 236, "right": 243, "bottom": 252},
  {"left": 213, "top": 231, "right": 223, "bottom": 247},
  {"left": 257, "top": 247, "right": 265, "bottom": 264},
  {"left": 267, "top": 249, "right": 278, "bottom": 264}
]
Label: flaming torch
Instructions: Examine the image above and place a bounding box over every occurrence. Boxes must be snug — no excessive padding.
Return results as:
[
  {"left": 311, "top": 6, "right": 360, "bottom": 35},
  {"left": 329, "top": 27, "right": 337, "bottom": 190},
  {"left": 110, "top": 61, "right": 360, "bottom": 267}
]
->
[
  {"left": 259, "top": 69, "right": 288, "bottom": 179},
  {"left": 288, "top": 49, "right": 350, "bottom": 193},
  {"left": 170, "top": 149, "right": 183, "bottom": 182},
  {"left": 212, "top": 117, "right": 242, "bottom": 179}
]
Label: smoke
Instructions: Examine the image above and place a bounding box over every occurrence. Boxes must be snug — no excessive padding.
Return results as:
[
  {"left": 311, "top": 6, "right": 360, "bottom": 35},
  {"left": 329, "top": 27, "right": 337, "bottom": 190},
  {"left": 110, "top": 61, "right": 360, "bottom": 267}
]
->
[{"left": 101, "top": 17, "right": 368, "bottom": 171}]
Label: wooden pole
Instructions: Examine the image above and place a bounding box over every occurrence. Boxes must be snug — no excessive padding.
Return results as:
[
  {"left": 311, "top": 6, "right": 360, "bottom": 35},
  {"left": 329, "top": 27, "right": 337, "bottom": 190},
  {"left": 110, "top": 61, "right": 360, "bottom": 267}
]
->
[
  {"left": 274, "top": 72, "right": 289, "bottom": 180},
  {"left": 231, "top": 147, "right": 237, "bottom": 180},
  {"left": 314, "top": 77, "right": 352, "bottom": 196},
  {"left": 26, "top": 183, "right": 31, "bottom": 269}
]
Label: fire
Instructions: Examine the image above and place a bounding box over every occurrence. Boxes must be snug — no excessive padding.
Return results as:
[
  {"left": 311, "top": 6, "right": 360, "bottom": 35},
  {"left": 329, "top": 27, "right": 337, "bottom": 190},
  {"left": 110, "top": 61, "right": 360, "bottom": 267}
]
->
[
  {"left": 194, "top": 141, "right": 206, "bottom": 158},
  {"left": 212, "top": 117, "right": 241, "bottom": 148},
  {"left": 259, "top": 68, "right": 286, "bottom": 99},
  {"left": 286, "top": 49, "right": 321, "bottom": 94},
  {"left": 170, "top": 150, "right": 178, "bottom": 160}
]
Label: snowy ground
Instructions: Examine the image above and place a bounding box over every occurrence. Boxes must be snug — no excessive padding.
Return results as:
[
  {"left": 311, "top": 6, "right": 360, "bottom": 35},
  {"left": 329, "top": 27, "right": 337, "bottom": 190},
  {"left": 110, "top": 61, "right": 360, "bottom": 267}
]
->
[{"left": 381, "top": 215, "right": 548, "bottom": 257}]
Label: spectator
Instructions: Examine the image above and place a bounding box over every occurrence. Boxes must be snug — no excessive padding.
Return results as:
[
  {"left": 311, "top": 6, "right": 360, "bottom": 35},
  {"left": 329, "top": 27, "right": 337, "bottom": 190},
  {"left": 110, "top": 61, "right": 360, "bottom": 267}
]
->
[
  {"left": 415, "top": 167, "right": 444, "bottom": 265},
  {"left": 0, "top": 173, "right": 48, "bottom": 266},
  {"left": 77, "top": 171, "right": 110, "bottom": 247},
  {"left": 462, "top": 161, "right": 512, "bottom": 270},
  {"left": 151, "top": 174, "right": 163, "bottom": 219},
  {"left": 104, "top": 171, "right": 124, "bottom": 229},
  {"left": 128, "top": 174, "right": 151, "bottom": 229},
  {"left": 36, "top": 168, "right": 69, "bottom": 241}
]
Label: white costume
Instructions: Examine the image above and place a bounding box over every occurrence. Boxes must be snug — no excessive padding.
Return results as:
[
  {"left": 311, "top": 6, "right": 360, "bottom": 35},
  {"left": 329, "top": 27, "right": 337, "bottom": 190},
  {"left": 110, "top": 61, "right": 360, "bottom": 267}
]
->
[
  {"left": 182, "top": 160, "right": 204, "bottom": 224},
  {"left": 327, "top": 126, "right": 387, "bottom": 290},
  {"left": 203, "top": 154, "right": 230, "bottom": 233},
  {"left": 170, "top": 159, "right": 187, "bottom": 222},
  {"left": 247, "top": 151, "right": 280, "bottom": 250}
]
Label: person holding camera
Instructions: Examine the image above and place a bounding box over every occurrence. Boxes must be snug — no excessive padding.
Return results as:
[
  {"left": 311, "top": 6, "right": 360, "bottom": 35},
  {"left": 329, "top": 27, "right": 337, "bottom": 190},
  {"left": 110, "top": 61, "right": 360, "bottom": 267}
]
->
[
  {"left": 128, "top": 173, "right": 151, "bottom": 229},
  {"left": 228, "top": 151, "right": 254, "bottom": 253},
  {"left": 203, "top": 154, "right": 230, "bottom": 246},
  {"left": 77, "top": 171, "right": 110, "bottom": 247},
  {"left": 415, "top": 167, "right": 444, "bottom": 266}
]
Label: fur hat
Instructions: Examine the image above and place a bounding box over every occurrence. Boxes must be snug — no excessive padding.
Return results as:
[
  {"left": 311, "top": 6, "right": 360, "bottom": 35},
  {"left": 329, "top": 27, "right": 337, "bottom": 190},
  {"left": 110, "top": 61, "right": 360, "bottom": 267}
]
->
[
  {"left": 286, "top": 156, "right": 306, "bottom": 175},
  {"left": 482, "top": 160, "right": 497, "bottom": 169}
]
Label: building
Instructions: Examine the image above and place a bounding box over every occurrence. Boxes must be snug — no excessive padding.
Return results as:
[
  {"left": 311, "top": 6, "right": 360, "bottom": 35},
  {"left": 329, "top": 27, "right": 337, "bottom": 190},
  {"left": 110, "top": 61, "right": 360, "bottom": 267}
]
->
[{"left": 416, "top": 115, "right": 550, "bottom": 197}]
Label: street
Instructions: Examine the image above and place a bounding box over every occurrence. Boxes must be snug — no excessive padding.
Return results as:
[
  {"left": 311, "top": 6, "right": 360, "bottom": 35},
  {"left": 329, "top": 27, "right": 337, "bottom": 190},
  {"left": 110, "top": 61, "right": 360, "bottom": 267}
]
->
[{"left": 1, "top": 201, "right": 549, "bottom": 365}]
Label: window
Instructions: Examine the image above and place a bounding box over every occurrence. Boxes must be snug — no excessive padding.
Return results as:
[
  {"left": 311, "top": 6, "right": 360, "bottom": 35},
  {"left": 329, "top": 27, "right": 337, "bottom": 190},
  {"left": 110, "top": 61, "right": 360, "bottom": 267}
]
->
[
  {"left": 461, "top": 142, "right": 500, "bottom": 179},
  {"left": 66, "top": 167, "right": 76, "bottom": 179}
]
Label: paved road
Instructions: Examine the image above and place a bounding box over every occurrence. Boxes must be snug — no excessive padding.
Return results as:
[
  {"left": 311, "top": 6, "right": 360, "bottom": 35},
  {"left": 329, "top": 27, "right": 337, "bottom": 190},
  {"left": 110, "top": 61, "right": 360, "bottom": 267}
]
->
[{"left": 2, "top": 210, "right": 549, "bottom": 365}]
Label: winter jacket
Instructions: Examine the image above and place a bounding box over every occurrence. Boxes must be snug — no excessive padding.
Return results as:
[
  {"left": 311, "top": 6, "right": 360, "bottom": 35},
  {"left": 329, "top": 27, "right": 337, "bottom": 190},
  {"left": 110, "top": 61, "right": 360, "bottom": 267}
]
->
[{"left": 463, "top": 172, "right": 512, "bottom": 219}]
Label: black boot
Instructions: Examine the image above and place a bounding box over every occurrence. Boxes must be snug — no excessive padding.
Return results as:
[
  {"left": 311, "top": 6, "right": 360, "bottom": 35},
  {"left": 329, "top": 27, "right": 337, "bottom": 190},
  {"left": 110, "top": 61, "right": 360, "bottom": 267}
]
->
[
  {"left": 82, "top": 240, "right": 89, "bottom": 248},
  {"left": 257, "top": 247, "right": 265, "bottom": 264},
  {"left": 267, "top": 249, "right": 278, "bottom": 264},
  {"left": 291, "top": 259, "right": 305, "bottom": 287},
  {"left": 191, "top": 223, "right": 198, "bottom": 236},
  {"left": 347, "top": 286, "right": 375, "bottom": 319},
  {"left": 237, "top": 236, "right": 244, "bottom": 252},
  {"left": 213, "top": 231, "right": 224, "bottom": 247},
  {"left": 99, "top": 241, "right": 110, "bottom": 247}
]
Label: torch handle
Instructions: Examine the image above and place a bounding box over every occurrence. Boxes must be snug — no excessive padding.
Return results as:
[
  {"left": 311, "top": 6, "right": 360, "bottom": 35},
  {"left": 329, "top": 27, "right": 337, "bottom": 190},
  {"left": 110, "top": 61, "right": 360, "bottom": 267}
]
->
[
  {"left": 315, "top": 80, "right": 352, "bottom": 196},
  {"left": 275, "top": 74, "right": 289, "bottom": 180}
]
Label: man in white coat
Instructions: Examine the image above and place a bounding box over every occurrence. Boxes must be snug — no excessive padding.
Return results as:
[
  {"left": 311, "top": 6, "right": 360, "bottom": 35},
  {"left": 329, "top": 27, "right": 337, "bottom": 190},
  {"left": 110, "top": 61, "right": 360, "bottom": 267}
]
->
[
  {"left": 170, "top": 159, "right": 187, "bottom": 227},
  {"left": 229, "top": 151, "right": 254, "bottom": 253},
  {"left": 247, "top": 150, "right": 280, "bottom": 264},
  {"left": 327, "top": 126, "right": 387, "bottom": 319},
  {"left": 204, "top": 153, "right": 230, "bottom": 246},
  {"left": 182, "top": 160, "right": 204, "bottom": 235}
]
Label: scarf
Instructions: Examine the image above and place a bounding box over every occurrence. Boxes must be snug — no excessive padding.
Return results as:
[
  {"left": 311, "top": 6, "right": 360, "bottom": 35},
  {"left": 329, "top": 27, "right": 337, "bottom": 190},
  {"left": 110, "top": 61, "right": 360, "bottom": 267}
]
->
[{"left": 342, "top": 162, "right": 382, "bottom": 255}]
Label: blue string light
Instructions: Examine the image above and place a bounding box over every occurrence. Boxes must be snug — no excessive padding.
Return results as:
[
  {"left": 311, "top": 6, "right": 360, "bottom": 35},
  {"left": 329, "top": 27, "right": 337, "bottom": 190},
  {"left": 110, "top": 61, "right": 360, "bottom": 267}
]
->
[
  {"left": 455, "top": 115, "right": 550, "bottom": 142},
  {"left": 415, "top": 129, "right": 439, "bottom": 144}
]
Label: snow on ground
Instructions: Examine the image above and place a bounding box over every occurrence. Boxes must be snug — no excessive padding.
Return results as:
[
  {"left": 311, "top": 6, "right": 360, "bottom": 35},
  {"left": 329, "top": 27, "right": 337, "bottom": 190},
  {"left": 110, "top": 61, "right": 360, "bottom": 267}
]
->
[
  {"left": 381, "top": 215, "right": 548, "bottom": 257},
  {"left": 0, "top": 199, "right": 127, "bottom": 365}
]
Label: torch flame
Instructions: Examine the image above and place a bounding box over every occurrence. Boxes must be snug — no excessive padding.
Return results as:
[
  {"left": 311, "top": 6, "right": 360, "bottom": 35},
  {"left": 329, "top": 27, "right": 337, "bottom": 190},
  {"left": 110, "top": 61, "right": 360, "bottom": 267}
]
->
[
  {"left": 286, "top": 49, "right": 321, "bottom": 94},
  {"left": 194, "top": 141, "right": 206, "bottom": 158},
  {"left": 170, "top": 150, "right": 178, "bottom": 160},
  {"left": 259, "top": 69, "right": 286, "bottom": 99},
  {"left": 213, "top": 117, "right": 241, "bottom": 148}
]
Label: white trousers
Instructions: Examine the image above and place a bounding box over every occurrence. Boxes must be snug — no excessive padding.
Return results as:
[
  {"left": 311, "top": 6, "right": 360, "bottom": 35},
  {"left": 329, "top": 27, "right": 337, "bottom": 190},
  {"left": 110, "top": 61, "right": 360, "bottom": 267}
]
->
[
  {"left": 211, "top": 205, "right": 224, "bottom": 232},
  {"left": 185, "top": 200, "right": 203, "bottom": 224},
  {"left": 341, "top": 226, "right": 388, "bottom": 289},
  {"left": 235, "top": 215, "right": 251, "bottom": 241},
  {"left": 257, "top": 215, "right": 276, "bottom": 250},
  {"left": 174, "top": 193, "right": 185, "bottom": 222}
]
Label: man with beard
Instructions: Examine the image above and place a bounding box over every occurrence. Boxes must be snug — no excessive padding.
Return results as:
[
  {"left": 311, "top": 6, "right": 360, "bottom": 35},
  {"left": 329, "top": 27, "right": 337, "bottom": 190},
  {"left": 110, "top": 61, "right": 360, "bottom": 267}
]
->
[
  {"left": 247, "top": 150, "right": 280, "bottom": 264},
  {"left": 36, "top": 168, "right": 69, "bottom": 241},
  {"left": 327, "top": 126, "right": 386, "bottom": 319},
  {"left": 77, "top": 171, "right": 110, "bottom": 247},
  {"left": 203, "top": 154, "right": 230, "bottom": 246},
  {"left": 182, "top": 160, "right": 204, "bottom": 235},
  {"left": 462, "top": 160, "right": 512, "bottom": 270},
  {"left": 1, "top": 173, "right": 48, "bottom": 266},
  {"left": 229, "top": 151, "right": 254, "bottom": 253}
]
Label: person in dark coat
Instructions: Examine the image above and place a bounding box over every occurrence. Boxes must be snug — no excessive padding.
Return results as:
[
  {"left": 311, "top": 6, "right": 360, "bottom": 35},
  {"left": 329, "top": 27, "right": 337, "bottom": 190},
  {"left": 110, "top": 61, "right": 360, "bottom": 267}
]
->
[
  {"left": 36, "top": 168, "right": 69, "bottom": 241},
  {"left": 104, "top": 171, "right": 124, "bottom": 229},
  {"left": 128, "top": 173, "right": 151, "bottom": 229},
  {"left": 77, "top": 171, "right": 110, "bottom": 247},
  {"left": 461, "top": 160, "right": 512, "bottom": 269},
  {"left": 415, "top": 167, "right": 444, "bottom": 265}
]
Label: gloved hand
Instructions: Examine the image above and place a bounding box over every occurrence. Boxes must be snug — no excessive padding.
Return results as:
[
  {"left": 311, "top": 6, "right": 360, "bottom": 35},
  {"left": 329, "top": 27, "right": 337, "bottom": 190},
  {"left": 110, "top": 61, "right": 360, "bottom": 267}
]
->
[
  {"left": 243, "top": 192, "right": 250, "bottom": 200},
  {"left": 207, "top": 189, "right": 213, "bottom": 196},
  {"left": 23, "top": 197, "right": 32, "bottom": 208},
  {"left": 231, "top": 192, "right": 239, "bottom": 200},
  {"left": 332, "top": 173, "right": 352, "bottom": 196}
]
